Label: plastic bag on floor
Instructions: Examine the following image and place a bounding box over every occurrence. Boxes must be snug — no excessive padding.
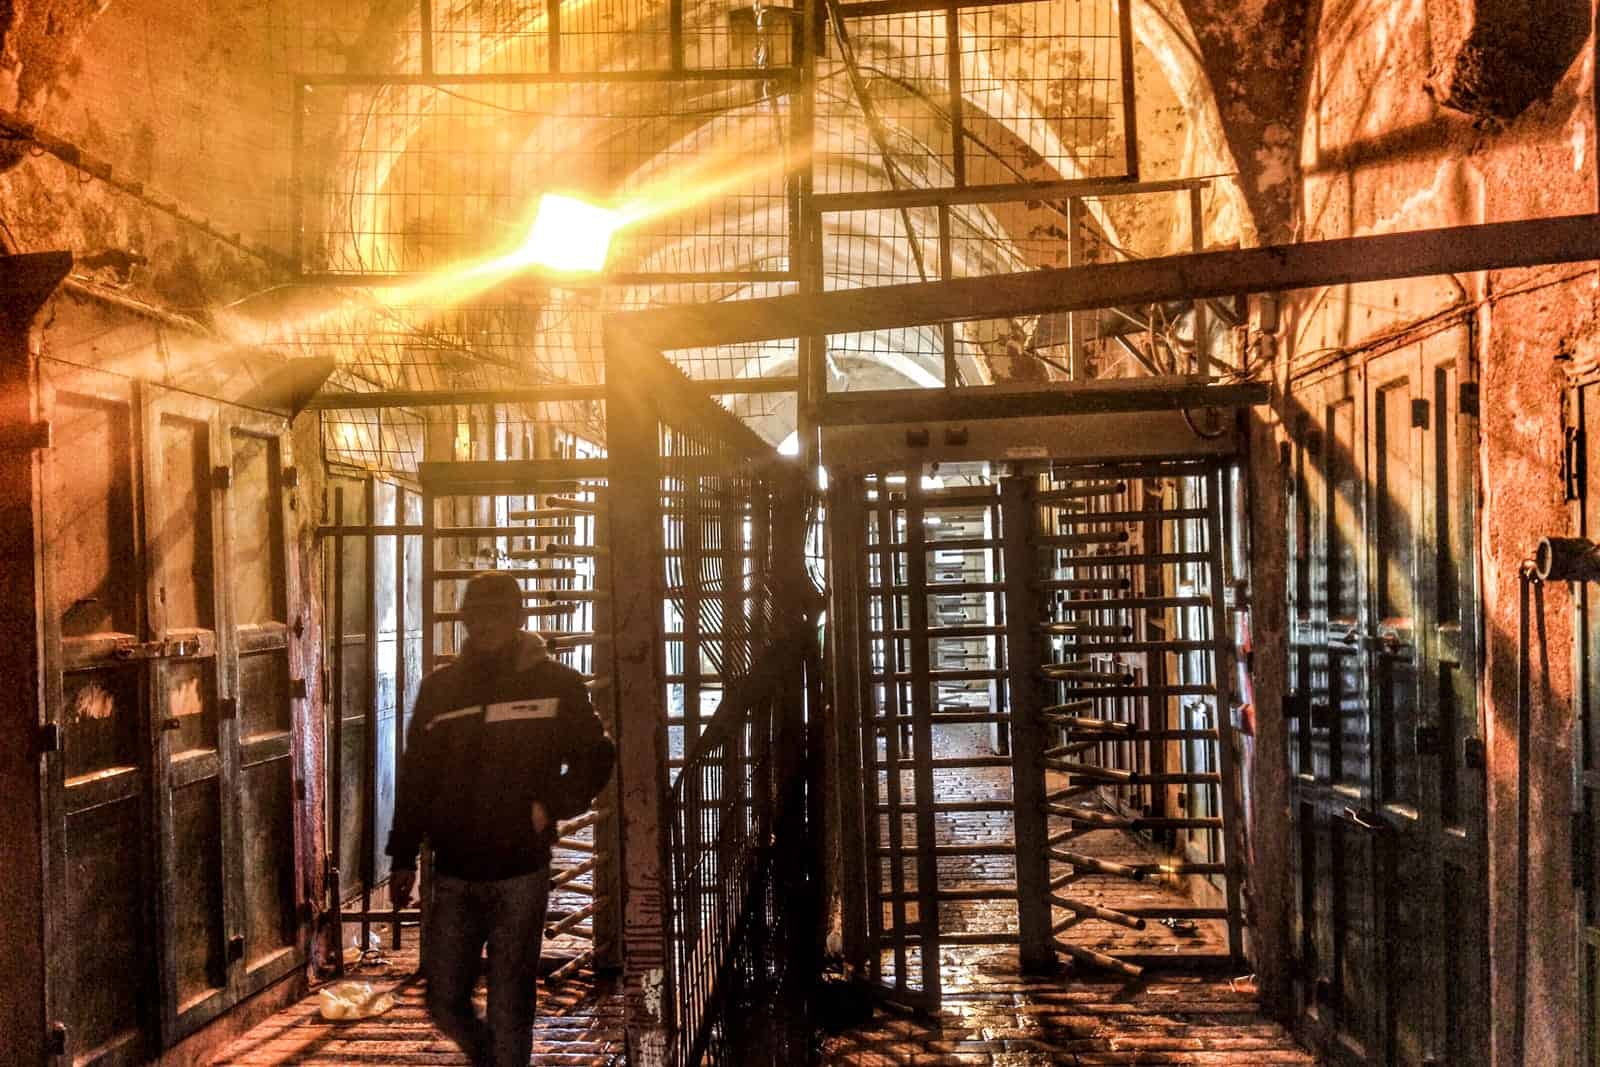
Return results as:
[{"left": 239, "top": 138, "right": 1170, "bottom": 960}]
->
[{"left": 317, "top": 981, "right": 396, "bottom": 1021}]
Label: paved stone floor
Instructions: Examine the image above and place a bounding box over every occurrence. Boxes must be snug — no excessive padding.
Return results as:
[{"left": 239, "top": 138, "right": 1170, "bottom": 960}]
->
[
  {"left": 211, "top": 930, "right": 625, "bottom": 1066},
  {"left": 218, "top": 764, "right": 1309, "bottom": 1066}
]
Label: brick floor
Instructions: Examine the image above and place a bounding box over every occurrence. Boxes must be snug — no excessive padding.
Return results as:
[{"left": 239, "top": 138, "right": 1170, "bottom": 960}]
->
[
  {"left": 827, "top": 765, "right": 1312, "bottom": 1065},
  {"left": 210, "top": 924, "right": 624, "bottom": 1066}
]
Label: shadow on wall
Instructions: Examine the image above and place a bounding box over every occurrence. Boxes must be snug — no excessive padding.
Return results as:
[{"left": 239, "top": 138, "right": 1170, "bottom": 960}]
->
[{"left": 1426, "top": 0, "right": 1591, "bottom": 124}]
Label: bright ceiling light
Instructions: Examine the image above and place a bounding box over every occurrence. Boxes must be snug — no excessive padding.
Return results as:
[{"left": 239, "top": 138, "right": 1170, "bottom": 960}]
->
[{"left": 519, "top": 193, "right": 620, "bottom": 273}]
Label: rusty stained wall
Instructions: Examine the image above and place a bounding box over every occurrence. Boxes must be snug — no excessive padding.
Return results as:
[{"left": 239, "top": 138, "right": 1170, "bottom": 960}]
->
[
  {"left": 0, "top": 0, "right": 286, "bottom": 303},
  {"left": 1230, "top": 0, "right": 1596, "bottom": 1063},
  {"left": 0, "top": 0, "right": 340, "bottom": 1057}
]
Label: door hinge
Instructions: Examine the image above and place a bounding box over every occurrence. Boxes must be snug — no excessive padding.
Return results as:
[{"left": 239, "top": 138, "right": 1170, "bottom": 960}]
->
[
  {"left": 1460, "top": 381, "right": 1480, "bottom": 418},
  {"left": 282, "top": 466, "right": 300, "bottom": 488},
  {"left": 1414, "top": 723, "right": 1441, "bottom": 756},
  {"left": 290, "top": 677, "right": 308, "bottom": 700},
  {"left": 219, "top": 697, "right": 237, "bottom": 721},
  {"left": 294, "top": 778, "right": 308, "bottom": 801},
  {"left": 1463, "top": 736, "right": 1486, "bottom": 770},
  {"left": 212, "top": 465, "right": 232, "bottom": 489},
  {"left": 36, "top": 722, "right": 62, "bottom": 758},
  {"left": 1565, "top": 426, "right": 1586, "bottom": 501},
  {"left": 228, "top": 933, "right": 245, "bottom": 962},
  {"left": 46, "top": 1021, "right": 66, "bottom": 1057},
  {"left": 1411, "top": 398, "right": 1430, "bottom": 429}
]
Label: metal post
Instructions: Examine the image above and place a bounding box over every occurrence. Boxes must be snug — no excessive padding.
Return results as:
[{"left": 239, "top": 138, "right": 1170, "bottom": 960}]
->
[
  {"left": 1001, "top": 476, "right": 1054, "bottom": 973},
  {"left": 606, "top": 370, "right": 674, "bottom": 1061},
  {"left": 329, "top": 487, "right": 347, "bottom": 975},
  {"left": 361, "top": 479, "right": 378, "bottom": 955},
  {"left": 392, "top": 489, "right": 409, "bottom": 950},
  {"left": 1205, "top": 466, "right": 1247, "bottom": 960},
  {"left": 1190, "top": 183, "right": 1209, "bottom": 377},
  {"left": 827, "top": 480, "right": 869, "bottom": 972}
]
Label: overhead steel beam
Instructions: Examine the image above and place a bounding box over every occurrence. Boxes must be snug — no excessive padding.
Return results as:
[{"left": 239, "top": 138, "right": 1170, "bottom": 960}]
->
[
  {"left": 815, "top": 378, "right": 1267, "bottom": 426},
  {"left": 304, "top": 376, "right": 799, "bottom": 411},
  {"left": 616, "top": 213, "right": 1600, "bottom": 351}
]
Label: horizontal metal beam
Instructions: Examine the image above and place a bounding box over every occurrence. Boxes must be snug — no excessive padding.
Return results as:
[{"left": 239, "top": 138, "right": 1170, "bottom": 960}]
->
[
  {"left": 817, "top": 379, "right": 1266, "bottom": 427},
  {"left": 303, "top": 375, "right": 795, "bottom": 410},
  {"left": 295, "top": 269, "right": 797, "bottom": 288},
  {"left": 417, "top": 458, "right": 608, "bottom": 492},
  {"left": 306, "top": 385, "right": 607, "bottom": 409},
  {"left": 812, "top": 175, "right": 1213, "bottom": 214},
  {"left": 617, "top": 212, "right": 1600, "bottom": 350},
  {"left": 300, "top": 68, "right": 802, "bottom": 86}
]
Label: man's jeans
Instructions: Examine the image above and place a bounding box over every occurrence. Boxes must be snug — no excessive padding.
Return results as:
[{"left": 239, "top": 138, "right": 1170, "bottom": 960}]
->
[{"left": 424, "top": 868, "right": 551, "bottom": 1067}]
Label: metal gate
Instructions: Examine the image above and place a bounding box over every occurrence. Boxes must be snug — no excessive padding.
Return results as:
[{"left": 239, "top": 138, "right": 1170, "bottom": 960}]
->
[
  {"left": 413, "top": 453, "right": 619, "bottom": 975},
  {"left": 832, "top": 422, "right": 1251, "bottom": 1008}
]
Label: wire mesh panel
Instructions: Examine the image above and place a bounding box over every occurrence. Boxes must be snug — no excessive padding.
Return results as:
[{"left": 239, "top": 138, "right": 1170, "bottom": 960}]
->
[
  {"left": 815, "top": 181, "right": 1236, "bottom": 391},
  {"left": 816, "top": 0, "right": 1135, "bottom": 196},
  {"left": 297, "top": 76, "right": 797, "bottom": 278}
]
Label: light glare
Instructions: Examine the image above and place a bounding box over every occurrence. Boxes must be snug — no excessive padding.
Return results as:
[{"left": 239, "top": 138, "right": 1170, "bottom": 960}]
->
[{"left": 521, "top": 194, "right": 620, "bottom": 272}]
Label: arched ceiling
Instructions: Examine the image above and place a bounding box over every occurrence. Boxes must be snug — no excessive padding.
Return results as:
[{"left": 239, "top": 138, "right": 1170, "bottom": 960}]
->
[{"left": 299, "top": 0, "right": 1249, "bottom": 427}]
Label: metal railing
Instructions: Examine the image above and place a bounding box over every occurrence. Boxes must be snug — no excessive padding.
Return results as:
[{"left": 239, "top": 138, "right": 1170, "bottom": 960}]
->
[{"left": 666, "top": 622, "right": 816, "bottom": 1067}]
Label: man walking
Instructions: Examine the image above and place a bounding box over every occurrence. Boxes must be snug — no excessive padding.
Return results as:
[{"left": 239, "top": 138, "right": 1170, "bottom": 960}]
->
[{"left": 387, "top": 571, "right": 614, "bottom": 1067}]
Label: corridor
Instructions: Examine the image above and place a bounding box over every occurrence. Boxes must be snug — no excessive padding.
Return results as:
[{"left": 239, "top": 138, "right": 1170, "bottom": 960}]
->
[{"left": 212, "top": 821, "right": 1305, "bottom": 1066}]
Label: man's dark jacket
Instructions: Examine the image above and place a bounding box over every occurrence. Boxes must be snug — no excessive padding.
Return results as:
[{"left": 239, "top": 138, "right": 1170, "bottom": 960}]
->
[{"left": 386, "top": 631, "right": 615, "bottom": 881}]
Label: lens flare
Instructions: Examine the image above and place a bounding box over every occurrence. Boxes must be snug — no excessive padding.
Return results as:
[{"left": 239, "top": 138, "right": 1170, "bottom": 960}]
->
[{"left": 518, "top": 194, "right": 622, "bottom": 272}]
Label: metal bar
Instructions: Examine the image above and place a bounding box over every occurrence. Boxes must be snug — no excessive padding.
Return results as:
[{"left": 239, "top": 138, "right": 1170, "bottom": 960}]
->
[
  {"left": 1053, "top": 938, "right": 1144, "bottom": 977},
  {"left": 620, "top": 213, "right": 1600, "bottom": 350},
  {"left": 875, "top": 470, "right": 911, "bottom": 994},
  {"left": 603, "top": 365, "right": 674, "bottom": 1052},
  {"left": 305, "top": 386, "right": 608, "bottom": 409},
  {"left": 1118, "top": 0, "right": 1138, "bottom": 179},
  {"left": 840, "top": 0, "right": 1084, "bottom": 15},
  {"left": 418, "top": 458, "right": 608, "bottom": 491},
  {"left": 810, "top": 177, "right": 1214, "bottom": 214},
  {"left": 818, "top": 380, "right": 1268, "bottom": 427},
  {"left": 1055, "top": 507, "right": 1209, "bottom": 524},
  {"left": 905, "top": 471, "right": 942, "bottom": 1001},
  {"left": 297, "top": 268, "right": 799, "bottom": 286},
  {"left": 1053, "top": 896, "right": 1146, "bottom": 930},
  {"left": 1050, "top": 551, "right": 1213, "bottom": 566},
  {"left": 1190, "top": 183, "right": 1208, "bottom": 375},
  {"left": 301, "top": 68, "right": 802, "bottom": 86},
  {"left": 828, "top": 481, "right": 869, "bottom": 972},
  {"left": 1001, "top": 478, "right": 1052, "bottom": 972},
  {"left": 1205, "top": 467, "right": 1247, "bottom": 960},
  {"left": 362, "top": 479, "right": 378, "bottom": 953},
  {"left": 1054, "top": 595, "right": 1210, "bottom": 611},
  {"left": 419, "top": 0, "right": 434, "bottom": 73},
  {"left": 393, "top": 490, "right": 409, "bottom": 951},
  {"left": 939, "top": 205, "right": 958, "bottom": 385},
  {"left": 546, "top": 0, "right": 561, "bottom": 72},
  {"left": 1048, "top": 849, "right": 1144, "bottom": 880},
  {"left": 944, "top": 4, "right": 966, "bottom": 187},
  {"left": 1068, "top": 196, "right": 1085, "bottom": 381},
  {"left": 329, "top": 490, "right": 347, "bottom": 975}
]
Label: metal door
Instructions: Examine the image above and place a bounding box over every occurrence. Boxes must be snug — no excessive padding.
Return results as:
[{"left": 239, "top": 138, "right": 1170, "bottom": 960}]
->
[
  {"left": 40, "top": 368, "right": 304, "bottom": 1061},
  {"left": 221, "top": 416, "right": 306, "bottom": 998},
  {"left": 1287, "top": 332, "right": 1486, "bottom": 1067},
  {"left": 41, "top": 362, "right": 154, "bottom": 1066},
  {"left": 1286, "top": 363, "right": 1382, "bottom": 1064},
  {"left": 142, "top": 388, "right": 235, "bottom": 1043}
]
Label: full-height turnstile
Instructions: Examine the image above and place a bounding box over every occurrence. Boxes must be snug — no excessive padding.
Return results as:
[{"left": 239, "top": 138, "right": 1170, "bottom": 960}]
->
[
  {"left": 829, "top": 412, "right": 1252, "bottom": 1007},
  {"left": 417, "top": 456, "right": 619, "bottom": 976}
]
